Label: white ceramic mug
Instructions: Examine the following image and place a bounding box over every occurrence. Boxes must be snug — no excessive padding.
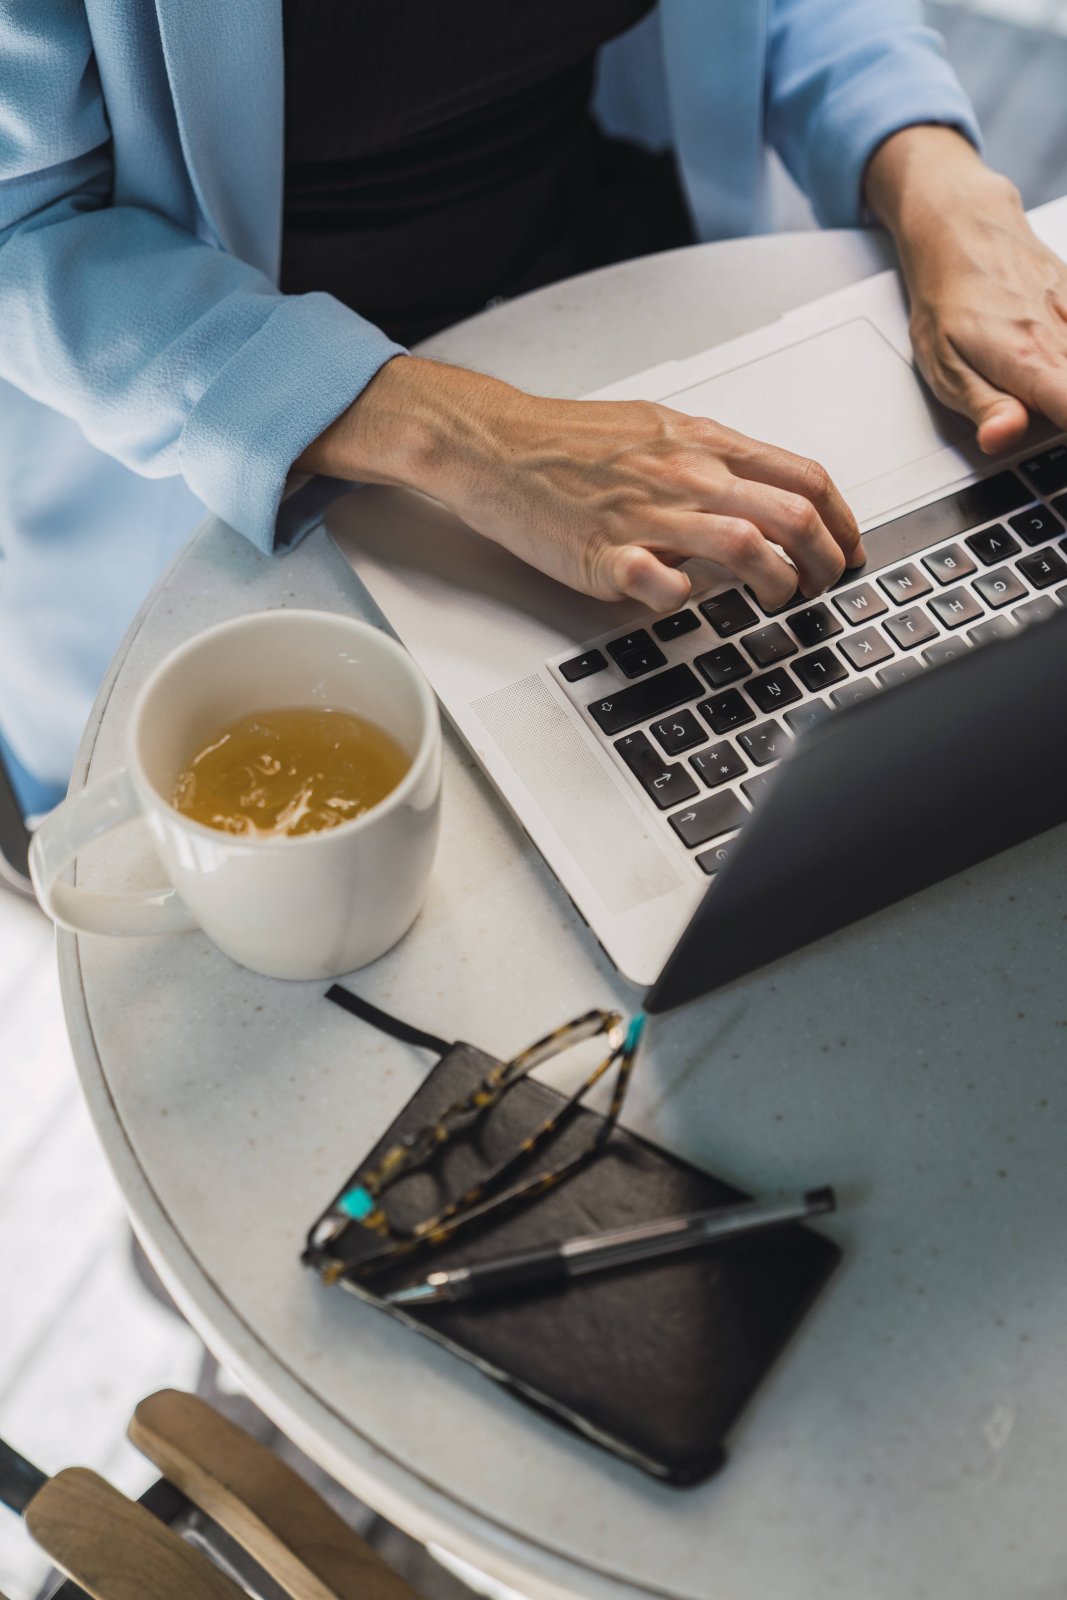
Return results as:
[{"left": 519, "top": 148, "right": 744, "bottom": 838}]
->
[{"left": 29, "top": 610, "right": 442, "bottom": 979}]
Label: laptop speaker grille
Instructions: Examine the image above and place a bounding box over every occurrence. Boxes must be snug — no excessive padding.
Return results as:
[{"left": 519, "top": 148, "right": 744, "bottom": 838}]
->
[{"left": 472, "top": 674, "right": 682, "bottom": 916}]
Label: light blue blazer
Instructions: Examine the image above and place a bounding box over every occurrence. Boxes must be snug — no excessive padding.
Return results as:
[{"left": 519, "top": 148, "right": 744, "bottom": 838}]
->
[{"left": 0, "top": 0, "right": 978, "bottom": 799}]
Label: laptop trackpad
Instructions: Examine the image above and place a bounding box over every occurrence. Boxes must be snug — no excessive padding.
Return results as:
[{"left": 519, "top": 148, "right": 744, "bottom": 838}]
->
[{"left": 662, "top": 318, "right": 972, "bottom": 524}]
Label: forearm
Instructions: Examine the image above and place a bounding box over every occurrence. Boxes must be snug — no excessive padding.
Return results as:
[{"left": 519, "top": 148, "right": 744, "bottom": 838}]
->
[{"left": 293, "top": 354, "right": 511, "bottom": 501}]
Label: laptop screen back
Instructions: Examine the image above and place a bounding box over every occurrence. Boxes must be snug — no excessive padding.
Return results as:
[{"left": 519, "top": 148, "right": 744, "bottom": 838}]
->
[{"left": 645, "top": 608, "right": 1067, "bottom": 1013}]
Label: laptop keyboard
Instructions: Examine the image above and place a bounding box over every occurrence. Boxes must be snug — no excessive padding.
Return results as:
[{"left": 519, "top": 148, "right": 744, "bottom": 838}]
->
[{"left": 550, "top": 449, "right": 1067, "bottom": 880}]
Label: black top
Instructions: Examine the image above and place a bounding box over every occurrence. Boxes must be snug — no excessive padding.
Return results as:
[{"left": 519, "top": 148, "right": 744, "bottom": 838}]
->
[{"left": 281, "top": 1, "right": 695, "bottom": 346}]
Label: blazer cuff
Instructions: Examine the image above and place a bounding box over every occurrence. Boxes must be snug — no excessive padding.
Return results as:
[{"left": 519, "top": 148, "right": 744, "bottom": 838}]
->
[
  {"left": 178, "top": 291, "right": 406, "bottom": 553},
  {"left": 806, "top": 62, "right": 983, "bottom": 229}
]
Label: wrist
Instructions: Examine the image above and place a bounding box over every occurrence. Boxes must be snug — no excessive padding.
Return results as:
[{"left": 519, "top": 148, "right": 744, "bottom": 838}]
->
[
  {"left": 865, "top": 125, "right": 1020, "bottom": 246},
  {"left": 293, "top": 354, "right": 515, "bottom": 503}
]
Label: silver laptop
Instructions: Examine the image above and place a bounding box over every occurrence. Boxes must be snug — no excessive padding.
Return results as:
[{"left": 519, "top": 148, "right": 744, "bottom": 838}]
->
[{"left": 328, "top": 230, "right": 1067, "bottom": 989}]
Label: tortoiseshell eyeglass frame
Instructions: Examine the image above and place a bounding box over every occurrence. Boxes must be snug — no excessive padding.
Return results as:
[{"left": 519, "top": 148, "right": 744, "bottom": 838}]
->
[{"left": 324, "top": 1009, "right": 645, "bottom": 1282}]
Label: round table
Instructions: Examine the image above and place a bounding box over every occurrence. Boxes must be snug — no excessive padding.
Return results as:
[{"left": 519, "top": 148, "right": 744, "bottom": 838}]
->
[{"left": 58, "top": 230, "right": 1067, "bottom": 1600}]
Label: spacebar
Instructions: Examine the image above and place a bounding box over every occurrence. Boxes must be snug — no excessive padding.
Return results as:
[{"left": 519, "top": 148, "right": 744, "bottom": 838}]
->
[{"left": 587, "top": 665, "right": 702, "bottom": 735}]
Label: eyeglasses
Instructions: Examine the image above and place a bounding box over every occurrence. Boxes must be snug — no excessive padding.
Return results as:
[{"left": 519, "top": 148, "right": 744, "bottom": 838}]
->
[{"left": 314, "top": 1009, "right": 646, "bottom": 1283}]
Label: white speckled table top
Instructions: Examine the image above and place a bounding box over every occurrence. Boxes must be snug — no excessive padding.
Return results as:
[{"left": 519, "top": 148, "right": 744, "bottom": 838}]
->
[{"left": 58, "top": 230, "right": 1067, "bottom": 1600}]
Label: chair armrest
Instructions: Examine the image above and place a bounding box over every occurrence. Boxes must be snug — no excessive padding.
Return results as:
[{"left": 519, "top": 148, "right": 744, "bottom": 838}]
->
[
  {"left": 24, "top": 1467, "right": 245, "bottom": 1600},
  {"left": 129, "top": 1390, "right": 423, "bottom": 1600}
]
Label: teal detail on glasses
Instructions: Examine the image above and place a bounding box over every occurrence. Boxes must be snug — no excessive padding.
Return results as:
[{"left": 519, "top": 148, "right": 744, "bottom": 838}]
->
[
  {"left": 339, "top": 1185, "right": 375, "bottom": 1220},
  {"left": 625, "top": 1012, "right": 647, "bottom": 1053}
]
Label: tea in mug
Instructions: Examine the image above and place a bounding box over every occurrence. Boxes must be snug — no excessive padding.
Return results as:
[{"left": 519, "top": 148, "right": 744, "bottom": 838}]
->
[{"left": 172, "top": 706, "right": 410, "bottom": 838}]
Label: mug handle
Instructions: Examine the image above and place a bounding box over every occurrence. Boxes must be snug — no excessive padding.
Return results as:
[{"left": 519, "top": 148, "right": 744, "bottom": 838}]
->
[{"left": 29, "top": 767, "right": 197, "bottom": 937}]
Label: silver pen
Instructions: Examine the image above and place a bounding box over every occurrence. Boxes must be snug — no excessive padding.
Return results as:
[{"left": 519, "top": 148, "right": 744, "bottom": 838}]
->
[{"left": 383, "top": 1186, "right": 836, "bottom": 1306}]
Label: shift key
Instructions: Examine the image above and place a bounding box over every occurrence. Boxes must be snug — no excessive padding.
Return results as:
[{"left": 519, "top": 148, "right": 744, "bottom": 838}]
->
[
  {"left": 669, "top": 790, "right": 748, "bottom": 849},
  {"left": 587, "top": 664, "right": 702, "bottom": 735}
]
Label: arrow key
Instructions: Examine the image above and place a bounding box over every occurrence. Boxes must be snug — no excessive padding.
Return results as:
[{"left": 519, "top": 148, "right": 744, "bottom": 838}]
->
[
  {"left": 613, "top": 731, "right": 699, "bottom": 810},
  {"left": 669, "top": 790, "right": 748, "bottom": 849}
]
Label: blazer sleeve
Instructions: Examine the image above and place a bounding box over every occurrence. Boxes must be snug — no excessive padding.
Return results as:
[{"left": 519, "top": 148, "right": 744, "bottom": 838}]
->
[
  {"left": 765, "top": 0, "right": 983, "bottom": 229},
  {"left": 0, "top": 2, "right": 406, "bottom": 553}
]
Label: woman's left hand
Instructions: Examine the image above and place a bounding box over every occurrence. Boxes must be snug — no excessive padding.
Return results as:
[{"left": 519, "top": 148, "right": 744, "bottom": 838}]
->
[{"left": 865, "top": 124, "right": 1067, "bottom": 457}]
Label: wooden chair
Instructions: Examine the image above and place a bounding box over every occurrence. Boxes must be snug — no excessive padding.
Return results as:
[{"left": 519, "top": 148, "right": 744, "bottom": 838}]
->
[{"left": 2, "top": 1389, "right": 425, "bottom": 1600}]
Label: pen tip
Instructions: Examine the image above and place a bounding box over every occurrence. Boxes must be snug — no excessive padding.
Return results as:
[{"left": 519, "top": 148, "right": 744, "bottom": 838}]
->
[{"left": 803, "top": 1186, "right": 837, "bottom": 1214}]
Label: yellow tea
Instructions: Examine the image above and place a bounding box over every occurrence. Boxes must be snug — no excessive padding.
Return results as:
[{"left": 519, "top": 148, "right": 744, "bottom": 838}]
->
[{"left": 172, "top": 706, "right": 410, "bottom": 838}]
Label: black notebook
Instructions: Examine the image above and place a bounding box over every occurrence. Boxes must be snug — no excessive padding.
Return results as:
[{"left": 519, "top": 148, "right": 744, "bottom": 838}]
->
[{"left": 305, "top": 1034, "right": 841, "bottom": 1485}]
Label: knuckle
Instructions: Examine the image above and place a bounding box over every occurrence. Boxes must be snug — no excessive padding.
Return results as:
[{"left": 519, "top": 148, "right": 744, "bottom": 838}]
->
[
  {"left": 686, "top": 414, "right": 725, "bottom": 449},
  {"left": 609, "top": 544, "right": 645, "bottom": 592},
  {"left": 721, "top": 520, "right": 763, "bottom": 564},
  {"left": 779, "top": 491, "right": 821, "bottom": 541},
  {"left": 799, "top": 457, "right": 831, "bottom": 500}
]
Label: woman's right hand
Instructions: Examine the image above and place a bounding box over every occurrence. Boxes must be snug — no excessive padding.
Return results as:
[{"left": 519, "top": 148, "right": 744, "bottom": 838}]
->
[{"left": 297, "top": 354, "right": 865, "bottom": 613}]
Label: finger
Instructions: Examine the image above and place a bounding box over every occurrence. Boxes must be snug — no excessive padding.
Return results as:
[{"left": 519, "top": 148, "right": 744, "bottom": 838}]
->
[
  {"left": 718, "top": 478, "right": 846, "bottom": 598},
  {"left": 934, "top": 336, "right": 1030, "bottom": 455},
  {"left": 725, "top": 442, "right": 865, "bottom": 567},
  {"left": 657, "top": 514, "right": 800, "bottom": 611},
  {"left": 606, "top": 545, "right": 692, "bottom": 611}
]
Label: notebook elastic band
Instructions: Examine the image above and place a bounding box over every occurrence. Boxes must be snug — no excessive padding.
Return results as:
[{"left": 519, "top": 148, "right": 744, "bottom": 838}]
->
[{"left": 325, "top": 984, "right": 453, "bottom": 1057}]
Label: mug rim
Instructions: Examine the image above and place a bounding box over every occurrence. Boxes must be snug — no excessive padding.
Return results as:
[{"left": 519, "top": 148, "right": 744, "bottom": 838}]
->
[{"left": 126, "top": 608, "right": 439, "bottom": 849}]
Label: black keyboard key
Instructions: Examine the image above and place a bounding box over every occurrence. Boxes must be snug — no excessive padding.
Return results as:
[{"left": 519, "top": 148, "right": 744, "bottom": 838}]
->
[
  {"left": 741, "top": 622, "right": 797, "bottom": 668},
  {"left": 784, "top": 698, "right": 831, "bottom": 735},
  {"left": 650, "top": 709, "right": 706, "bottom": 757},
  {"left": 607, "top": 629, "right": 654, "bottom": 662},
  {"left": 746, "top": 667, "right": 801, "bottom": 714},
  {"left": 700, "top": 589, "right": 759, "bottom": 638},
  {"left": 742, "top": 773, "right": 778, "bottom": 806},
  {"left": 1014, "top": 595, "right": 1059, "bottom": 628},
  {"left": 973, "top": 567, "right": 1026, "bottom": 609},
  {"left": 690, "top": 741, "right": 747, "bottom": 789},
  {"left": 969, "top": 615, "right": 1016, "bottom": 647},
  {"left": 693, "top": 643, "right": 751, "bottom": 688},
  {"left": 587, "top": 664, "right": 702, "bottom": 735},
  {"left": 928, "top": 586, "right": 983, "bottom": 630},
  {"left": 652, "top": 609, "right": 701, "bottom": 642},
  {"left": 877, "top": 658, "right": 922, "bottom": 689},
  {"left": 922, "top": 637, "right": 970, "bottom": 667},
  {"left": 614, "top": 646, "right": 668, "bottom": 678},
  {"left": 698, "top": 689, "right": 755, "bottom": 734},
  {"left": 838, "top": 625, "right": 894, "bottom": 669},
  {"left": 792, "top": 647, "right": 847, "bottom": 692},
  {"left": 858, "top": 469, "right": 1029, "bottom": 578},
  {"left": 559, "top": 649, "right": 606, "bottom": 683},
  {"left": 1010, "top": 504, "right": 1063, "bottom": 547},
  {"left": 923, "top": 542, "right": 977, "bottom": 584},
  {"left": 830, "top": 677, "right": 878, "bottom": 708},
  {"left": 669, "top": 790, "right": 748, "bottom": 849},
  {"left": 965, "top": 524, "right": 1020, "bottom": 567},
  {"left": 787, "top": 602, "right": 842, "bottom": 647},
  {"left": 884, "top": 606, "right": 938, "bottom": 650},
  {"left": 1017, "top": 545, "right": 1067, "bottom": 589},
  {"left": 1020, "top": 443, "right": 1067, "bottom": 496},
  {"left": 832, "top": 583, "right": 887, "bottom": 625},
  {"left": 697, "top": 837, "right": 738, "bottom": 876},
  {"left": 746, "top": 584, "right": 801, "bottom": 617},
  {"left": 878, "top": 562, "right": 932, "bottom": 605},
  {"left": 606, "top": 630, "right": 667, "bottom": 678},
  {"left": 613, "top": 732, "right": 699, "bottom": 810},
  {"left": 737, "top": 719, "right": 788, "bottom": 767},
  {"left": 1053, "top": 492, "right": 1067, "bottom": 521}
]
